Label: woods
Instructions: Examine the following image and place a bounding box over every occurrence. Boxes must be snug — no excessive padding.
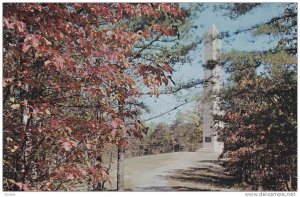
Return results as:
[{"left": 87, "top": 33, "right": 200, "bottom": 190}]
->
[
  {"left": 143, "top": 111, "right": 202, "bottom": 154},
  {"left": 3, "top": 3, "right": 188, "bottom": 191},
  {"left": 2, "top": 2, "right": 298, "bottom": 192},
  {"left": 217, "top": 3, "right": 297, "bottom": 191}
]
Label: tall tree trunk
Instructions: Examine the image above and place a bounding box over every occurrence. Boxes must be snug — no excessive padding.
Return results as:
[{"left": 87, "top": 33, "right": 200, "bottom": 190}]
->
[
  {"left": 117, "top": 145, "right": 125, "bottom": 191},
  {"left": 20, "top": 83, "right": 31, "bottom": 183},
  {"left": 116, "top": 103, "right": 126, "bottom": 191}
]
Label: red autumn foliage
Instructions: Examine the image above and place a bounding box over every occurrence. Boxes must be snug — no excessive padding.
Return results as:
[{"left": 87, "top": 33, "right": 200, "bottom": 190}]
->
[{"left": 3, "top": 3, "right": 186, "bottom": 191}]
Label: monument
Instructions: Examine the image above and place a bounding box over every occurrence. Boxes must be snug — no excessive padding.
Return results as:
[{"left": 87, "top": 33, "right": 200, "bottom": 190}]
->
[{"left": 200, "top": 25, "right": 224, "bottom": 153}]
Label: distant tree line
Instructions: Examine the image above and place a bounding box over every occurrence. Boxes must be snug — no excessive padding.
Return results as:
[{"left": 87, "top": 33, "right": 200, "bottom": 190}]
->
[{"left": 125, "top": 110, "right": 203, "bottom": 157}]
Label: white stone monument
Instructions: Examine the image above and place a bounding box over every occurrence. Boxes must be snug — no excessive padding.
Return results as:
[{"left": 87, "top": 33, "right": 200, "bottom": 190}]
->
[{"left": 200, "top": 25, "right": 224, "bottom": 153}]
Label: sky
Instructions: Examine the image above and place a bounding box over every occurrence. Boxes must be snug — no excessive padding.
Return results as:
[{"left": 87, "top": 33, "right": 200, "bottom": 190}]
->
[{"left": 140, "top": 3, "right": 286, "bottom": 125}]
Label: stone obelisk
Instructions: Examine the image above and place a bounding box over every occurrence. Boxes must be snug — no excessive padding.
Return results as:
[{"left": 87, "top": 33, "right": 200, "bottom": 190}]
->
[{"left": 201, "top": 25, "right": 224, "bottom": 153}]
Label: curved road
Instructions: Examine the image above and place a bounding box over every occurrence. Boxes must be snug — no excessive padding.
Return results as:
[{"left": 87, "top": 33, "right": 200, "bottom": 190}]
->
[{"left": 107, "top": 151, "right": 238, "bottom": 191}]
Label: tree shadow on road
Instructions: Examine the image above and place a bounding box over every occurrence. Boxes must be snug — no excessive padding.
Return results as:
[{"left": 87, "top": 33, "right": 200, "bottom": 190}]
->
[
  {"left": 138, "top": 160, "right": 240, "bottom": 191},
  {"left": 167, "top": 160, "right": 238, "bottom": 191}
]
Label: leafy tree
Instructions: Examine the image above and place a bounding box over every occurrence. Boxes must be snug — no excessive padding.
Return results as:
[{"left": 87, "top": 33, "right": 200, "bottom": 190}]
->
[
  {"left": 3, "top": 3, "right": 187, "bottom": 191},
  {"left": 171, "top": 111, "right": 202, "bottom": 151},
  {"left": 148, "top": 123, "right": 173, "bottom": 154},
  {"left": 217, "top": 3, "right": 297, "bottom": 191},
  {"left": 144, "top": 109, "right": 202, "bottom": 154}
]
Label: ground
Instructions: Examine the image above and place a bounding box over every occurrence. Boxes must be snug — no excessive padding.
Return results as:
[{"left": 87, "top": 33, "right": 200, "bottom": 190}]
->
[{"left": 106, "top": 151, "right": 252, "bottom": 191}]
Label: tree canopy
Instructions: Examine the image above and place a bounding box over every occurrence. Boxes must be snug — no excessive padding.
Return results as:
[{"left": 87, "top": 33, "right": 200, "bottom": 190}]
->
[
  {"left": 216, "top": 3, "right": 297, "bottom": 191},
  {"left": 3, "top": 3, "right": 188, "bottom": 191}
]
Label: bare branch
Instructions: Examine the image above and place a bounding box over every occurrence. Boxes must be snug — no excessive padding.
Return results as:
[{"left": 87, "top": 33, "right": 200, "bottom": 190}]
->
[
  {"left": 142, "top": 99, "right": 193, "bottom": 122},
  {"left": 130, "top": 33, "right": 162, "bottom": 60},
  {"left": 140, "top": 77, "right": 212, "bottom": 96}
]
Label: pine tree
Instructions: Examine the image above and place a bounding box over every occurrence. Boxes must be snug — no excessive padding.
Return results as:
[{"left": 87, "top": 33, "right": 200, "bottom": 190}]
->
[{"left": 217, "top": 3, "right": 297, "bottom": 191}]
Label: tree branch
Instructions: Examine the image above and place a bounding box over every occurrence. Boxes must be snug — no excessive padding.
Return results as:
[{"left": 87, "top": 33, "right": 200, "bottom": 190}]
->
[
  {"left": 142, "top": 99, "right": 193, "bottom": 122},
  {"left": 130, "top": 33, "right": 162, "bottom": 60},
  {"left": 140, "top": 77, "right": 212, "bottom": 96}
]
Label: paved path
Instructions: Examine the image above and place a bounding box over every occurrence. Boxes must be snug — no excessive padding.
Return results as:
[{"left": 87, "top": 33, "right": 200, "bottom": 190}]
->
[{"left": 107, "top": 151, "right": 241, "bottom": 191}]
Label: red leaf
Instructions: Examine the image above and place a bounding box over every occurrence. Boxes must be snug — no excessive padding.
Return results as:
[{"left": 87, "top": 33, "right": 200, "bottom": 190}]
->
[
  {"left": 16, "top": 22, "right": 26, "bottom": 33},
  {"left": 111, "top": 129, "right": 117, "bottom": 138},
  {"left": 23, "top": 184, "right": 30, "bottom": 191},
  {"left": 66, "top": 173, "right": 74, "bottom": 180},
  {"left": 31, "top": 37, "right": 40, "bottom": 48},
  {"left": 70, "top": 140, "right": 78, "bottom": 147},
  {"left": 117, "top": 139, "right": 127, "bottom": 147},
  {"left": 162, "top": 64, "right": 173, "bottom": 74},
  {"left": 62, "top": 142, "right": 72, "bottom": 151},
  {"left": 15, "top": 183, "right": 30, "bottom": 191},
  {"left": 111, "top": 118, "right": 123, "bottom": 128},
  {"left": 4, "top": 18, "right": 15, "bottom": 29},
  {"left": 142, "top": 31, "right": 150, "bottom": 38},
  {"left": 50, "top": 119, "right": 59, "bottom": 129},
  {"left": 3, "top": 78, "right": 14, "bottom": 87},
  {"left": 14, "top": 182, "right": 30, "bottom": 191},
  {"left": 39, "top": 37, "right": 51, "bottom": 45},
  {"left": 53, "top": 57, "right": 64, "bottom": 70},
  {"left": 15, "top": 182, "right": 23, "bottom": 190},
  {"left": 23, "top": 78, "right": 35, "bottom": 85},
  {"left": 128, "top": 89, "right": 138, "bottom": 95},
  {"left": 48, "top": 80, "right": 62, "bottom": 92},
  {"left": 65, "top": 59, "right": 76, "bottom": 71},
  {"left": 77, "top": 38, "right": 87, "bottom": 47},
  {"left": 117, "top": 6, "right": 123, "bottom": 21},
  {"left": 55, "top": 31, "right": 64, "bottom": 40},
  {"left": 22, "top": 70, "right": 32, "bottom": 75},
  {"left": 22, "top": 44, "right": 31, "bottom": 53},
  {"left": 162, "top": 28, "right": 172, "bottom": 36},
  {"left": 86, "top": 143, "right": 92, "bottom": 149},
  {"left": 162, "top": 77, "right": 168, "bottom": 86},
  {"left": 80, "top": 169, "right": 87, "bottom": 176}
]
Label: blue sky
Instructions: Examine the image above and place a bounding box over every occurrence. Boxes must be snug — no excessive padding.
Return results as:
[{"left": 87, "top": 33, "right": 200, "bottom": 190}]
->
[{"left": 141, "top": 3, "right": 286, "bottom": 125}]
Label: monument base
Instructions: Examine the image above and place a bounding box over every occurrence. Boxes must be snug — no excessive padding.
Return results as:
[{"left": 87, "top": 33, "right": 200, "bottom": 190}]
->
[
  {"left": 196, "top": 148, "right": 222, "bottom": 153},
  {"left": 196, "top": 141, "right": 224, "bottom": 153},
  {"left": 196, "top": 148, "right": 214, "bottom": 152}
]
